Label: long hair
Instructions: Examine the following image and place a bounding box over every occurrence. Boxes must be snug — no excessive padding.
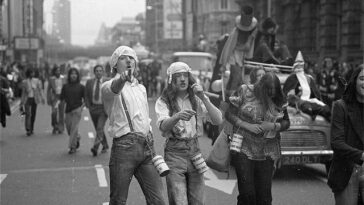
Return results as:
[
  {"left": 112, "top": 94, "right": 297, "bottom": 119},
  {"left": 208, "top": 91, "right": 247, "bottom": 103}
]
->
[
  {"left": 52, "top": 65, "right": 60, "bottom": 76},
  {"left": 254, "top": 72, "right": 285, "bottom": 115},
  {"left": 67, "top": 68, "right": 80, "bottom": 84},
  {"left": 160, "top": 73, "right": 198, "bottom": 116},
  {"left": 250, "top": 67, "right": 265, "bottom": 84},
  {"left": 25, "top": 68, "right": 35, "bottom": 78},
  {"left": 343, "top": 64, "right": 364, "bottom": 104}
]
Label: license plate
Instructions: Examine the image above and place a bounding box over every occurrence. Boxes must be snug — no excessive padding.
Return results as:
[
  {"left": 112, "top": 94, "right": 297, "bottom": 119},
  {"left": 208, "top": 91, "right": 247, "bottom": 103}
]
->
[{"left": 282, "top": 155, "right": 320, "bottom": 165}]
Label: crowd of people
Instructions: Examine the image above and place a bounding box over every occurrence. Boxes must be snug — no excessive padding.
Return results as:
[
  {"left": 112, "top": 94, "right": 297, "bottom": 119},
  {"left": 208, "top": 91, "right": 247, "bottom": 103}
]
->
[{"left": 0, "top": 4, "right": 363, "bottom": 205}]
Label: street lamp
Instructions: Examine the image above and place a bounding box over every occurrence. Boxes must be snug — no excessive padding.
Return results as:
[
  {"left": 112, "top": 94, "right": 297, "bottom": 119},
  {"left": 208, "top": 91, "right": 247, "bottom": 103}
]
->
[{"left": 147, "top": 4, "right": 158, "bottom": 53}]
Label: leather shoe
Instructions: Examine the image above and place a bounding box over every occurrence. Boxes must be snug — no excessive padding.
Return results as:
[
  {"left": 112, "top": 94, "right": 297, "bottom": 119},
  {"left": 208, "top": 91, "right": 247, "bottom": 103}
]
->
[
  {"left": 68, "top": 148, "right": 76, "bottom": 154},
  {"left": 101, "top": 148, "right": 108, "bottom": 153},
  {"left": 91, "top": 148, "right": 97, "bottom": 157}
]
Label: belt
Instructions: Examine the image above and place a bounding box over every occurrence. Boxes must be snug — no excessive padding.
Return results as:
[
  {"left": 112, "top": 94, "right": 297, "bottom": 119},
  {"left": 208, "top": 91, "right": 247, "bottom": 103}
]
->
[
  {"left": 91, "top": 103, "right": 103, "bottom": 106},
  {"left": 113, "top": 132, "right": 145, "bottom": 140},
  {"left": 167, "top": 137, "right": 198, "bottom": 142}
]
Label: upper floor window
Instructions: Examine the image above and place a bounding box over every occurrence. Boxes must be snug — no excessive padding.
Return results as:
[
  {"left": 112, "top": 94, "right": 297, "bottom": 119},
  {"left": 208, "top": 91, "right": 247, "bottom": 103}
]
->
[{"left": 221, "top": 0, "right": 228, "bottom": 9}]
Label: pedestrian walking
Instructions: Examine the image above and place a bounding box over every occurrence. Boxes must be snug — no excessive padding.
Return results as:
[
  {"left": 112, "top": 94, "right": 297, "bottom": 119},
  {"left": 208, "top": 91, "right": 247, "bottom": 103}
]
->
[
  {"left": 155, "top": 62, "right": 223, "bottom": 205},
  {"left": 226, "top": 72, "right": 290, "bottom": 205},
  {"left": 20, "top": 68, "right": 45, "bottom": 136},
  {"left": 60, "top": 68, "right": 85, "bottom": 154},
  {"left": 47, "top": 65, "right": 66, "bottom": 134},
  {"left": 101, "top": 46, "right": 165, "bottom": 205},
  {"left": 0, "top": 69, "right": 11, "bottom": 138},
  {"left": 327, "top": 64, "right": 364, "bottom": 205},
  {"left": 85, "top": 65, "right": 108, "bottom": 156}
]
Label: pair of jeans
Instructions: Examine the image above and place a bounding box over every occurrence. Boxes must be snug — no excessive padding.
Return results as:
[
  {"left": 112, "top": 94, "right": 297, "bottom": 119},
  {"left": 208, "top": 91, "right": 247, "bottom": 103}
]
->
[
  {"left": 51, "top": 97, "right": 64, "bottom": 132},
  {"left": 334, "top": 165, "right": 364, "bottom": 205},
  {"left": 109, "top": 133, "right": 165, "bottom": 205},
  {"left": 164, "top": 138, "right": 205, "bottom": 205},
  {"left": 65, "top": 106, "right": 82, "bottom": 149},
  {"left": 89, "top": 105, "right": 108, "bottom": 151},
  {"left": 25, "top": 97, "right": 37, "bottom": 132},
  {"left": 231, "top": 152, "right": 274, "bottom": 205}
]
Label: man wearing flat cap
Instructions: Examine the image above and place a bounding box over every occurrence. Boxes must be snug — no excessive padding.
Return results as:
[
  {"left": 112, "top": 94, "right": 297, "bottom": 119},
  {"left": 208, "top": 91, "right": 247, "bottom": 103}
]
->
[{"left": 101, "top": 46, "right": 165, "bottom": 205}]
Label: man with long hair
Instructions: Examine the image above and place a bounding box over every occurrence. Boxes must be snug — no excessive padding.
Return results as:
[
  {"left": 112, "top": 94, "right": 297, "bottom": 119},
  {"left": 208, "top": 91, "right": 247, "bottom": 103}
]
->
[
  {"left": 60, "top": 68, "right": 85, "bottom": 154},
  {"left": 155, "top": 62, "right": 222, "bottom": 204},
  {"left": 328, "top": 65, "right": 364, "bottom": 204}
]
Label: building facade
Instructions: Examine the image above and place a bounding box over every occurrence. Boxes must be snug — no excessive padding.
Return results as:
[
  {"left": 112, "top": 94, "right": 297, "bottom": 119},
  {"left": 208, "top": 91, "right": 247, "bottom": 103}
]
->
[
  {"left": 1, "top": 0, "right": 44, "bottom": 64},
  {"left": 51, "top": 0, "right": 71, "bottom": 45},
  {"left": 145, "top": 0, "right": 163, "bottom": 53},
  {"left": 192, "top": 0, "right": 239, "bottom": 52},
  {"left": 236, "top": 0, "right": 364, "bottom": 65}
]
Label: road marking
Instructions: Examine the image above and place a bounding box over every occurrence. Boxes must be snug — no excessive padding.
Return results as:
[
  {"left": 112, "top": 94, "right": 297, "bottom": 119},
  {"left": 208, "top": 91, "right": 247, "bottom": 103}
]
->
[
  {"left": 204, "top": 169, "right": 237, "bottom": 195},
  {"left": 84, "top": 116, "right": 89, "bottom": 121},
  {"left": 8, "top": 165, "right": 102, "bottom": 174},
  {"left": 0, "top": 174, "right": 7, "bottom": 184},
  {"left": 102, "top": 203, "right": 109, "bottom": 205},
  {"left": 88, "top": 132, "right": 95, "bottom": 138},
  {"left": 95, "top": 164, "right": 108, "bottom": 187}
]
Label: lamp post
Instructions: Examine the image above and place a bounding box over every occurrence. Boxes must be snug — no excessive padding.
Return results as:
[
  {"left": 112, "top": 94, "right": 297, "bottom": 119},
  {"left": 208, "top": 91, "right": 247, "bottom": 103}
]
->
[
  {"left": 147, "top": 4, "right": 158, "bottom": 53},
  {"left": 267, "top": 0, "right": 272, "bottom": 17}
]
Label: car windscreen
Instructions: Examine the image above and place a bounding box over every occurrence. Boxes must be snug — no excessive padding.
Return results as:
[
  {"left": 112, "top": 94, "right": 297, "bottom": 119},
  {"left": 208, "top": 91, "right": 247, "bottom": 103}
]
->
[{"left": 175, "top": 56, "right": 214, "bottom": 72}]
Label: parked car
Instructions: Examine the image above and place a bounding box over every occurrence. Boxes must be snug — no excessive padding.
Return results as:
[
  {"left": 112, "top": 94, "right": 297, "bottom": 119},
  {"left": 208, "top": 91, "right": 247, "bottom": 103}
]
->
[{"left": 275, "top": 70, "right": 333, "bottom": 174}]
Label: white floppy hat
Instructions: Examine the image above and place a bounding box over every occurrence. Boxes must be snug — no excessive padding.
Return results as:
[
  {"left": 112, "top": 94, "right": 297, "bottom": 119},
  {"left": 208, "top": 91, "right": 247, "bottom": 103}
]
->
[
  {"left": 110, "top": 46, "right": 138, "bottom": 68},
  {"left": 166, "top": 62, "right": 191, "bottom": 84}
]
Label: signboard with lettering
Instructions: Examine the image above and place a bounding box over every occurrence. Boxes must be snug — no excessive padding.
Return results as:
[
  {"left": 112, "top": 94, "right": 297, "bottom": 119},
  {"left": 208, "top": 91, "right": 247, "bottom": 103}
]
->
[
  {"left": 14, "top": 37, "right": 39, "bottom": 50},
  {"left": 163, "top": 0, "right": 183, "bottom": 39}
]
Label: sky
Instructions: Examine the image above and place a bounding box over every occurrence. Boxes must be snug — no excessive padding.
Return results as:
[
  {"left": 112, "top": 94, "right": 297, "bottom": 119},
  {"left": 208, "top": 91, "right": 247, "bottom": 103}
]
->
[{"left": 44, "top": 0, "right": 145, "bottom": 46}]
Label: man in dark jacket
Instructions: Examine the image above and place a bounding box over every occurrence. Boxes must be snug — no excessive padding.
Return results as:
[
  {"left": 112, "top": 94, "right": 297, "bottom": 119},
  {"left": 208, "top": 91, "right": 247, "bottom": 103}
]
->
[{"left": 327, "top": 65, "right": 364, "bottom": 204}]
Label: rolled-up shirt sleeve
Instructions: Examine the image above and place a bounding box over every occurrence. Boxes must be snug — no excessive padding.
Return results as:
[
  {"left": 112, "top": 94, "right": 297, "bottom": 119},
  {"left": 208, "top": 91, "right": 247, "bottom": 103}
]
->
[
  {"left": 101, "top": 75, "right": 122, "bottom": 97},
  {"left": 102, "top": 79, "right": 116, "bottom": 98},
  {"left": 155, "top": 98, "right": 170, "bottom": 130},
  {"left": 101, "top": 79, "right": 116, "bottom": 117}
]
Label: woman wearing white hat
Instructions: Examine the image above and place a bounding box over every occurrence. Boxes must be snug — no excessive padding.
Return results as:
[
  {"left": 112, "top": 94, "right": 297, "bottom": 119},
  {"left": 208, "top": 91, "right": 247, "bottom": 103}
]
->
[{"left": 155, "top": 62, "right": 223, "bottom": 204}]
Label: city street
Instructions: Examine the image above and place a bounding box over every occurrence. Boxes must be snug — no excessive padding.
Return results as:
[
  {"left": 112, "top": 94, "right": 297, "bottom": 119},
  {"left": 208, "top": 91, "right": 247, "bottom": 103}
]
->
[{"left": 1, "top": 99, "right": 335, "bottom": 205}]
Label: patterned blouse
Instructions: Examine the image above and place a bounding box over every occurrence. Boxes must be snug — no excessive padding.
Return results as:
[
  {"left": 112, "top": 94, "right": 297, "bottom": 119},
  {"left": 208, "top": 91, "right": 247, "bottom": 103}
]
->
[{"left": 228, "top": 84, "right": 289, "bottom": 160}]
